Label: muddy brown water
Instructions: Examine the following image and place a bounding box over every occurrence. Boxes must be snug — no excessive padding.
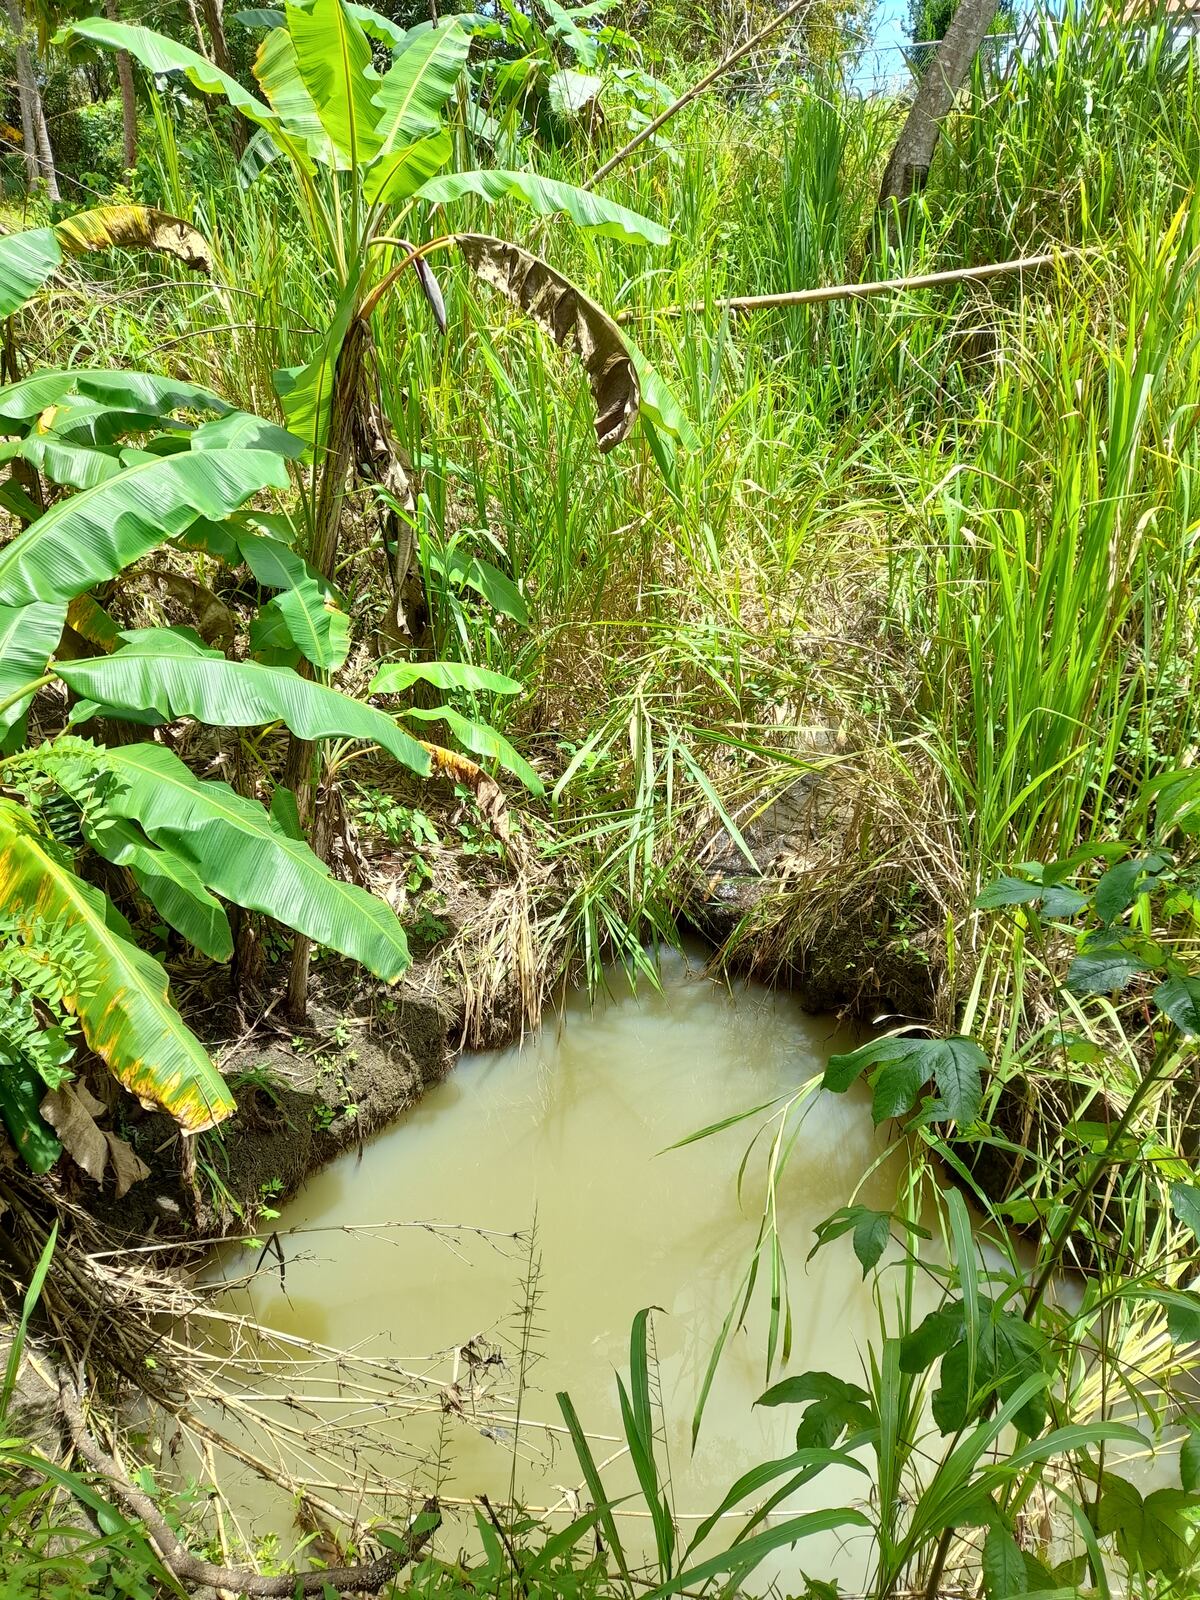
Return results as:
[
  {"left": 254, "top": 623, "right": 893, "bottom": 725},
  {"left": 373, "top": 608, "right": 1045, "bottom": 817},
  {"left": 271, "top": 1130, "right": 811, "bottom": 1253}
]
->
[{"left": 207, "top": 947, "right": 929, "bottom": 1588}]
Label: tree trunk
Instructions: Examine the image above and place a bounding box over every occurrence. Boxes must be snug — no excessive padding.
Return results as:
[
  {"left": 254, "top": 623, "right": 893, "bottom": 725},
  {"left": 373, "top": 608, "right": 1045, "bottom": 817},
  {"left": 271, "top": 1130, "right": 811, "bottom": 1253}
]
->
[
  {"left": 877, "top": 0, "right": 999, "bottom": 215},
  {"left": 199, "top": 0, "right": 247, "bottom": 157},
  {"left": 185, "top": 0, "right": 211, "bottom": 57},
  {"left": 104, "top": 0, "right": 138, "bottom": 174},
  {"left": 5, "top": 0, "right": 58, "bottom": 199}
]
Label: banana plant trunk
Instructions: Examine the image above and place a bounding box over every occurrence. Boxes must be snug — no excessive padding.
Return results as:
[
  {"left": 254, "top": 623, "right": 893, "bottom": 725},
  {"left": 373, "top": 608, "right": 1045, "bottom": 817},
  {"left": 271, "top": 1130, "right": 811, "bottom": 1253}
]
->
[{"left": 877, "top": 0, "right": 999, "bottom": 215}]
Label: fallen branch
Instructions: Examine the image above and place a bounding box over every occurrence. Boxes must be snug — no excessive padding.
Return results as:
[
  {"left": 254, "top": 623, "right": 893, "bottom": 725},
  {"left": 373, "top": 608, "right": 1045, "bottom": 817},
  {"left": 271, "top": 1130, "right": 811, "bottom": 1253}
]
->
[
  {"left": 617, "top": 249, "right": 1074, "bottom": 322},
  {"left": 584, "top": 0, "right": 816, "bottom": 189},
  {"left": 57, "top": 1371, "right": 439, "bottom": 1597}
]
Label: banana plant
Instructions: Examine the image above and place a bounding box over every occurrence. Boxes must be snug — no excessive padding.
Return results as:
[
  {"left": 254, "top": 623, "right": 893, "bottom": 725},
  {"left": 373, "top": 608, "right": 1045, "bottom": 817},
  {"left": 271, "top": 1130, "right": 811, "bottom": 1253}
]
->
[
  {"left": 0, "top": 367, "right": 537, "bottom": 1174},
  {"left": 60, "top": 0, "right": 691, "bottom": 621}
]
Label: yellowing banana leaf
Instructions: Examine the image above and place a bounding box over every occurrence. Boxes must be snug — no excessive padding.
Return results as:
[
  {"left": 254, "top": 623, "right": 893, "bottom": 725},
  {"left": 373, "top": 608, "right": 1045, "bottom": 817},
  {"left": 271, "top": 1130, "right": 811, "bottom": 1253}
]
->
[
  {"left": 0, "top": 799, "right": 235, "bottom": 1133},
  {"left": 287, "top": 0, "right": 382, "bottom": 166},
  {"left": 0, "top": 448, "right": 292, "bottom": 608},
  {"left": 401, "top": 703, "right": 543, "bottom": 795},
  {"left": 455, "top": 233, "right": 639, "bottom": 452},
  {"left": 54, "top": 207, "right": 213, "bottom": 274},
  {"left": 96, "top": 742, "right": 412, "bottom": 982},
  {"left": 417, "top": 169, "right": 670, "bottom": 247},
  {"left": 0, "top": 226, "right": 62, "bottom": 318},
  {"left": 56, "top": 628, "right": 430, "bottom": 773},
  {"left": 0, "top": 600, "right": 67, "bottom": 752},
  {"left": 61, "top": 19, "right": 281, "bottom": 134}
]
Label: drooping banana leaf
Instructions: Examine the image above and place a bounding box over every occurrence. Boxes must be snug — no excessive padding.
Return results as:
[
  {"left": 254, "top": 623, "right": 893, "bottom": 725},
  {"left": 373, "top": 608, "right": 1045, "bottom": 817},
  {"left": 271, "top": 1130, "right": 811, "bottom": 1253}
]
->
[
  {"left": 286, "top": 0, "right": 382, "bottom": 167},
  {"left": 371, "top": 660, "right": 521, "bottom": 695},
  {"left": 417, "top": 170, "right": 670, "bottom": 247},
  {"left": 455, "top": 233, "right": 639, "bottom": 451},
  {"left": 56, "top": 629, "right": 430, "bottom": 774},
  {"left": 0, "top": 369, "right": 233, "bottom": 426},
  {"left": 60, "top": 19, "right": 281, "bottom": 135},
  {"left": 95, "top": 743, "right": 411, "bottom": 981},
  {"left": 237, "top": 530, "right": 350, "bottom": 669},
  {"left": 0, "top": 601, "right": 67, "bottom": 752},
  {"left": 0, "top": 798, "right": 235, "bottom": 1133},
  {"left": 370, "top": 19, "right": 468, "bottom": 153},
  {"left": 347, "top": 1, "right": 409, "bottom": 47},
  {"left": 81, "top": 812, "right": 234, "bottom": 963},
  {"left": 254, "top": 25, "right": 341, "bottom": 166},
  {"left": 2, "top": 434, "right": 124, "bottom": 492},
  {"left": 0, "top": 227, "right": 62, "bottom": 318},
  {"left": 401, "top": 704, "right": 543, "bottom": 794},
  {"left": 188, "top": 410, "right": 307, "bottom": 456},
  {"left": 54, "top": 207, "right": 213, "bottom": 274},
  {"left": 0, "top": 448, "right": 292, "bottom": 608}
]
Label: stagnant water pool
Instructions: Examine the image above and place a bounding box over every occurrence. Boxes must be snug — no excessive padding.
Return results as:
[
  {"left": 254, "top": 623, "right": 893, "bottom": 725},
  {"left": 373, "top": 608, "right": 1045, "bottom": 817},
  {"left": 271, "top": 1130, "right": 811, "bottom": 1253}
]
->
[{"left": 205, "top": 947, "right": 921, "bottom": 1587}]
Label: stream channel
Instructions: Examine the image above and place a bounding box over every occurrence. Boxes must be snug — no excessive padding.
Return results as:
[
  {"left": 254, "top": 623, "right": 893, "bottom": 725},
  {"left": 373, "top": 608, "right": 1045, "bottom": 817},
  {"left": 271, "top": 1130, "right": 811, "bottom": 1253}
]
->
[{"left": 208, "top": 945, "right": 930, "bottom": 1590}]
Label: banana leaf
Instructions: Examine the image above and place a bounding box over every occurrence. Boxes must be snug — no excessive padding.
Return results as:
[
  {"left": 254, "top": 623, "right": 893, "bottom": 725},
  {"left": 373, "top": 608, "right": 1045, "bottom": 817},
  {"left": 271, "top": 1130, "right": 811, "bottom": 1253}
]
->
[
  {"left": 0, "top": 227, "right": 62, "bottom": 318},
  {"left": 370, "top": 19, "right": 468, "bottom": 152},
  {"left": 82, "top": 812, "right": 234, "bottom": 962},
  {"left": 96, "top": 743, "right": 412, "bottom": 981},
  {"left": 0, "top": 601, "right": 67, "bottom": 752},
  {"left": 0, "top": 799, "right": 235, "bottom": 1133},
  {"left": 417, "top": 170, "right": 670, "bottom": 246},
  {"left": 56, "top": 628, "right": 430, "bottom": 774},
  {"left": 287, "top": 0, "right": 382, "bottom": 166},
  {"left": 0, "top": 448, "right": 292, "bottom": 608},
  {"left": 0, "top": 368, "right": 233, "bottom": 426}
]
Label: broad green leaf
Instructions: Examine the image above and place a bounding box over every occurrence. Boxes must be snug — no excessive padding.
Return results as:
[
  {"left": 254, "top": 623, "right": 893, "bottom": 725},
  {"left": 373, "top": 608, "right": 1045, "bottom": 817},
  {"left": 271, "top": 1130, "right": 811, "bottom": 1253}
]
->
[
  {"left": 96, "top": 743, "right": 412, "bottom": 983},
  {"left": 418, "top": 169, "right": 670, "bottom": 246},
  {"left": 0, "top": 1057, "right": 62, "bottom": 1174},
  {"left": 364, "top": 130, "right": 454, "bottom": 207},
  {"left": 286, "top": 0, "right": 382, "bottom": 165},
  {"left": 371, "top": 20, "right": 468, "bottom": 151},
  {"left": 823, "top": 1034, "right": 984, "bottom": 1125},
  {"left": 402, "top": 704, "right": 542, "bottom": 794},
  {"left": 83, "top": 812, "right": 233, "bottom": 962},
  {"left": 0, "top": 449, "right": 291, "bottom": 608},
  {"left": 981, "top": 1525, "right": 1026, "bottom": 1598},
  {"left": 0, "top": 368, "right": 232, "bottom": 425},
  {"left": 625, "top": 336, "right": 700, "bottom": 450},
  {"left": 0, "top": 601, "right": 66, "bottom": 751},
  {"left": 757, "top": 1371, "right": 874, "bottom": 1449},
  {"left": 370, "top": 660, "right": 522, "bottom": 695},
  {"left": 0, "top": 227, "right": 62, "bottom": 317},
  {"left": 2, "top": 433, "right": 123, "bottom": 492},
  {"left": 547, "top": 67, "right": 601, "bottom": 117},
  {"left": 56, "top": 632, "right": 430, "bottom": 775},
  {"left": 1172, "top": 1183, "right": 1200, "bottom": 1242},
  {"left": 61, "top": 20, "right": 280, "bottom": 134},
  {"left": 975, "top": 874, "right": 1044, "bottom": 909},
  {"left": 237, "top": 529, "right": 350, "bottom": 669},
  {"left": 1180, "top": 1417, "right": 1200, "bottom": 1492},
  {"left": 427, "top": 546, "right": 529, "bottom": 623},
  {"left": 1156, "top": 977, "right": 1200, "bottom": 1036},
  {"left": 1065, "top": 944, "right": 1150, "bottom": 996},
  {"left": 0, "top": 798, "right": 234, "bottom": 1132},
  {"left": 254, "top": 26, "right": 340, "bottom": 165}
]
